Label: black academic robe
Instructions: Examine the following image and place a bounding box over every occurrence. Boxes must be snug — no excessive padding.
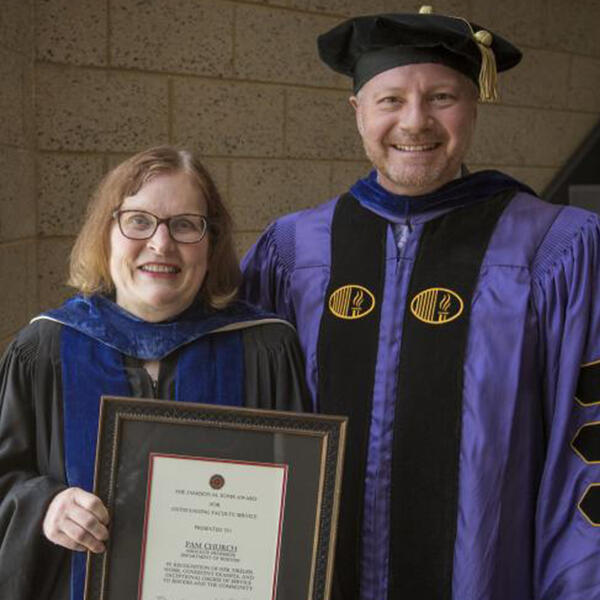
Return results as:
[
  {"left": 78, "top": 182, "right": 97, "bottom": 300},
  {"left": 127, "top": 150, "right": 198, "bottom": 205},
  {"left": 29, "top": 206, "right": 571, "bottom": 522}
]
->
[{"left": 0, "top": 318, "right": 308, "bottom": 600}]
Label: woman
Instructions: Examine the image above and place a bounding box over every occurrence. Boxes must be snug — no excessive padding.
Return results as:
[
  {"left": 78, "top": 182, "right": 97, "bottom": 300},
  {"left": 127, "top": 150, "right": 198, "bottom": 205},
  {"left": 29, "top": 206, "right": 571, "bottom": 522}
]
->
[{"left": 0, "top": 147, "right": 309, "bottom": 599}]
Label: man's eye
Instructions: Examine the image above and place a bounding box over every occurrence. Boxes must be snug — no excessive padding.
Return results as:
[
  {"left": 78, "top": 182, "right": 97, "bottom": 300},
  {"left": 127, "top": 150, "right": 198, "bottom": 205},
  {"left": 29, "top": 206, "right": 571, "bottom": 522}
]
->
[
  {"left": 375, "top": 96, "right": 402, "bottom": 109},
  {"left": 431, "top": 93, "right": 454, "bottom": 102}
]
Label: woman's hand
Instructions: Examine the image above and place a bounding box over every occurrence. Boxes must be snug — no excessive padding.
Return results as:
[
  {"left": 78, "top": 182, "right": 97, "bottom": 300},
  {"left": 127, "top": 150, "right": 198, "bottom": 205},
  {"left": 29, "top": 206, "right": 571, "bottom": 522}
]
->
[{"left": 42, "top": 487, "right": 109, "bottom": 553}]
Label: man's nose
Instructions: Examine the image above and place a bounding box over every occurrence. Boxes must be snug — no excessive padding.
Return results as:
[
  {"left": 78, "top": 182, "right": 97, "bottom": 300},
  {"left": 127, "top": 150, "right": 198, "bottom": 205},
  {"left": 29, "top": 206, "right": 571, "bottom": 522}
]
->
[{"left": 398, "top": 99, "right": 432, "bottom": 134}]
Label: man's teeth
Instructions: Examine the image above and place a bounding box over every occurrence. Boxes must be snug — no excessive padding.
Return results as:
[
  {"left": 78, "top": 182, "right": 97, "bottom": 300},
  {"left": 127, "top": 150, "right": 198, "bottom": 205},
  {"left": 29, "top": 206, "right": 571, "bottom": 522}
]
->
[
  {"left": 140, "top": 264, "right": 179, "bottom": 273},
  {"left": 392, "top": 143, "right": 438, "bottom": 151}
]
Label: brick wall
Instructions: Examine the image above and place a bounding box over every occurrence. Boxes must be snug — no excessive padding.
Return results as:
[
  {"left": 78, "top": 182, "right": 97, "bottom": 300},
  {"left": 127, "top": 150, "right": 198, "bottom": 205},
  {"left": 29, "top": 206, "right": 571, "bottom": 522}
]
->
[
  {"left": 1, "top": 0, "right": 599, "bottom": 347},
  {"left": 0, "top": 1, "right": 36, "bottom": 350}
]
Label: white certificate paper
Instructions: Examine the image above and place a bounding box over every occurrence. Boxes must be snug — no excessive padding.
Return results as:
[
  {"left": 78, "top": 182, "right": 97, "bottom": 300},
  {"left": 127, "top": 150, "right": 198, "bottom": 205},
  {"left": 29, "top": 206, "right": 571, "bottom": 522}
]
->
[{"left": 138, "top": 454, "right": 288, "bottom": 600}]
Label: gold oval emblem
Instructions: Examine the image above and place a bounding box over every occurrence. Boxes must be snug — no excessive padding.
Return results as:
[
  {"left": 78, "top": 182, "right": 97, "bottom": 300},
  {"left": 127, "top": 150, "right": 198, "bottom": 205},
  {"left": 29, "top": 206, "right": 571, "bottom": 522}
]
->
[
  {"left": 410, "top": 287, "right": 464, "bottom": 325},
  {"left": 329, "top": 285, "right": 376, "bottom": 320}
]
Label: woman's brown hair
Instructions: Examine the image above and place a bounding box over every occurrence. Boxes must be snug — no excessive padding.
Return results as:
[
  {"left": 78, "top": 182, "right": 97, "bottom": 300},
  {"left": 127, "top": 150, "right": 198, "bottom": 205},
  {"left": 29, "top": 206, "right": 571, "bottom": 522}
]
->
[{"left": 69, "top": 146, "right": 240, "bottom": 309}]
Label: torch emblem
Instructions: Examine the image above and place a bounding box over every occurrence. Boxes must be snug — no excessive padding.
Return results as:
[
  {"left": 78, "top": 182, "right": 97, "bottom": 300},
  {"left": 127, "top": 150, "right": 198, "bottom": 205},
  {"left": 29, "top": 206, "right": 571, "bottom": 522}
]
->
[
  {"left": 329, "top": 285, "right": 376, "bottom": 320},
  {"left": 410, "top": 287, "right": 464, "bottom": 325}
]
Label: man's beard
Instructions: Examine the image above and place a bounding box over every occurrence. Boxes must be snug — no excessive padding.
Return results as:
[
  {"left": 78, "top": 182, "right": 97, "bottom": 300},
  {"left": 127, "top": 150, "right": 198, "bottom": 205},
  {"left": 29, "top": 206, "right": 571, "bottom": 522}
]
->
[{"left": 363, "top": 141, "right": 452, "bottom": 195}]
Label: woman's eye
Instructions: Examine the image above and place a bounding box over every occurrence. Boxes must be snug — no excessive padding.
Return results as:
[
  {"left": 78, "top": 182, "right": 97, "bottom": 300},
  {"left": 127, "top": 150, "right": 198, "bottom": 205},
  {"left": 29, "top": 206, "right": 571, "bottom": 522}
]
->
[
  {"left": 171, "top": 218, "right": 198, "bottom": 232},
  {"left": 126, "top": 213, "right": 153, "bottom": 229}
]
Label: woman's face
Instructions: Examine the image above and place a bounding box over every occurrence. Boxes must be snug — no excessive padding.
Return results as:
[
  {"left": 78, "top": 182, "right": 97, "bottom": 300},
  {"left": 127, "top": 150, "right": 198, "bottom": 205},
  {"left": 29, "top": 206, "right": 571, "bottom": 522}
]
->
[{"left": 109, "top": 171, "right": 209, "bottom": 322}]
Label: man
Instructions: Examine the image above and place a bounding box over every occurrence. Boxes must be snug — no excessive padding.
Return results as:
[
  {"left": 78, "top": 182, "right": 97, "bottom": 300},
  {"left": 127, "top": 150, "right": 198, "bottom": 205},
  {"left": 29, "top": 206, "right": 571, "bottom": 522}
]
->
[{"left": 242, "top": 6, "right": 600, "bottom": 600}]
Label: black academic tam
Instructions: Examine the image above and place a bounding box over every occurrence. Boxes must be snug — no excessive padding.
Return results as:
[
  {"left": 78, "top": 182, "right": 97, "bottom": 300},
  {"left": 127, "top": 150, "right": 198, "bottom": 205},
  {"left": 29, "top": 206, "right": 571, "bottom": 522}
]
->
[{"left": 317, "top": 8, "right": 522, "bottom": 96}]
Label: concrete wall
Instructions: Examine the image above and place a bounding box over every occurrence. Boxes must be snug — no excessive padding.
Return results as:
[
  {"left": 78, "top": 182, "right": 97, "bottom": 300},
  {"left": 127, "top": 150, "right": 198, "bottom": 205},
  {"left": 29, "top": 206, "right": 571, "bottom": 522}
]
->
[{"left": 1, "top": 0, "right": 599, "bottom": 347}]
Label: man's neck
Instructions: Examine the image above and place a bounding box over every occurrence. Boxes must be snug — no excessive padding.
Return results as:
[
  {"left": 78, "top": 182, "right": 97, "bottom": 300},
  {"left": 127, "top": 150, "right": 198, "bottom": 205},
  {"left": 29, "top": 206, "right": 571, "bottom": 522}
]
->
[{"left": 376, "top": 167, "right": 464, "bottom": 197}]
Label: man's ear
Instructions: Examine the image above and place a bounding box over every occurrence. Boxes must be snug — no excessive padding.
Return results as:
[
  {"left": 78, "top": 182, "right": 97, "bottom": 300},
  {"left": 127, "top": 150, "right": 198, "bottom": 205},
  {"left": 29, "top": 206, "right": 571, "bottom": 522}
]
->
[{"left": 349, "top": 95, "right": 363, "bottom": 135}]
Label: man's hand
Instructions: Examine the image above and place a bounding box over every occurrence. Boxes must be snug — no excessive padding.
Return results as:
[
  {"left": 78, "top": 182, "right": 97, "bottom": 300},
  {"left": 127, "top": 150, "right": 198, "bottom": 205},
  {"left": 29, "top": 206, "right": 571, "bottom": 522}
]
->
[{"left": 42, "top": 487, "right": 109, "bottom": 553}]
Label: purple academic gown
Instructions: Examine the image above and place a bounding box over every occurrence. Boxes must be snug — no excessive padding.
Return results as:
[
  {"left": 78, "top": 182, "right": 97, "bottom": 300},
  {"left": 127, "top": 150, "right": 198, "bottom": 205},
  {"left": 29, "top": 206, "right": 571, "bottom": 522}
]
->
[{"left": 240, "top": 174, "right": 600, "bottom": 600}]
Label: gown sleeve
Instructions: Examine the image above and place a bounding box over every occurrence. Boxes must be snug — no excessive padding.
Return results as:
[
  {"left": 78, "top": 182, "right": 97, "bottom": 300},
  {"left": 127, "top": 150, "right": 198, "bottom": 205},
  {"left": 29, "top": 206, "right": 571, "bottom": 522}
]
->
[
  {"left": 242, "top": 322, "right": 311, "bottom": 413},
  {"left": 240, "top": 221, "right": 297, "bottom": 325},
  {"left": 0, "top": 323, "right": 70, "bottom": 599},
  {"left": 532, "top": 208, "right": 600, "bottom": 599}
]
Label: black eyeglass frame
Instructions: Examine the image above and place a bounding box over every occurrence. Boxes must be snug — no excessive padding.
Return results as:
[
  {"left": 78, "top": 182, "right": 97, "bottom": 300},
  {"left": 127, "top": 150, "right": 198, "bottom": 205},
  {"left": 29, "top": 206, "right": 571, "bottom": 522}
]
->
[{"left": 112, "top": 209, "right": 209, "bottom": 244}]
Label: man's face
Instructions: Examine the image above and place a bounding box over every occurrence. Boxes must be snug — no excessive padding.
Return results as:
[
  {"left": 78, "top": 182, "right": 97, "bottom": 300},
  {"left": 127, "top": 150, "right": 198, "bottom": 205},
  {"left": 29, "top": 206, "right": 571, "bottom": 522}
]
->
[{"left": 350, "top": 62, "right": 478, "bottom": 196}]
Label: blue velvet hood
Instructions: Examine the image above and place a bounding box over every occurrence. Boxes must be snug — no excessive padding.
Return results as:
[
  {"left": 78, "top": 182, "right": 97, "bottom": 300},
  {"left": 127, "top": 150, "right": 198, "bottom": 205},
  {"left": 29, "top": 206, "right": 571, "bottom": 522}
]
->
[{"left": 34, "top": 293, "right": 279, "bottom": 360}]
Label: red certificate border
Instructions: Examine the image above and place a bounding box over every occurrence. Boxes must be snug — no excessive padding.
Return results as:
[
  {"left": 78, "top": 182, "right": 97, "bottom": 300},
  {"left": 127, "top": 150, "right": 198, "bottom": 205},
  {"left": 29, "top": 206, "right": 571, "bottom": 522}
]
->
[{"left": 137, "top": 453, "right": 288, "bottom": 600}]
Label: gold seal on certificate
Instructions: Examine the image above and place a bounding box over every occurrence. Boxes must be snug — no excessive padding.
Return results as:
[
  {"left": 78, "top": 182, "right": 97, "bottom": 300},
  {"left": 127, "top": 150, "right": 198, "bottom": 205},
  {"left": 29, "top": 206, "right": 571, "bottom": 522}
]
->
[
  {"left": 85, "top": 398, "right": 346, "bottom": 600},
  {"left": 139, "top": 454, "right": 287, "bottom": 599}
]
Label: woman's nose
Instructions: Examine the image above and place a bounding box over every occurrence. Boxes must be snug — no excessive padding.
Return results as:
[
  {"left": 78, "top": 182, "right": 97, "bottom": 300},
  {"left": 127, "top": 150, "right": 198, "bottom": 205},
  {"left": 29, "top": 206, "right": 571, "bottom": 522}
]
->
[{"left": 147, "top": 222, "right": 174, "bottom": 252}]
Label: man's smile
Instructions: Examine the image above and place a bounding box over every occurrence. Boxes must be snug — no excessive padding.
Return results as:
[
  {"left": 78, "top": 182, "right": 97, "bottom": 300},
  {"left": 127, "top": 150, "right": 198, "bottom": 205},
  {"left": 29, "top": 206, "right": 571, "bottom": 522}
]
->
[{"left": 390, "top": 142, "right": 442, "bottom": 152}]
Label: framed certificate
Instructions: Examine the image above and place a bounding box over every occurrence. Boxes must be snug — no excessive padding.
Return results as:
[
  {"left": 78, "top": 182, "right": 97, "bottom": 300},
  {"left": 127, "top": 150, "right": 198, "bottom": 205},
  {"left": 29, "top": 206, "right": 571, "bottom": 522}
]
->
[{"left": 85, "top": 397, "right": 346, "bottom": 600}]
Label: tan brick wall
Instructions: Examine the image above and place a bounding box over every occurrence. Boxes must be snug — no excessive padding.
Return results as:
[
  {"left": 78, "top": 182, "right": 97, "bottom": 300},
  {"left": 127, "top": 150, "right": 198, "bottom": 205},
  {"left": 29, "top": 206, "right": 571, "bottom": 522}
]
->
[
  {"left": 0, "top": 0, "right": 36, "bottom": 352},
  {"left": 0, "top": 0, "right": 599, "bottom": 338}
]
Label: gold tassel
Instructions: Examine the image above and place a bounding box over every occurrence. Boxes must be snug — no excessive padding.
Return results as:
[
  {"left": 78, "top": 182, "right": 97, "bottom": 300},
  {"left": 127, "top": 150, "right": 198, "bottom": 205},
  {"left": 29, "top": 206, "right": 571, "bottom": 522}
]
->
[
  {"left": 473, "top": 29, "right": 498, "bottom": 102},
  {"left": 417, "top": 7, "right": 500, "bottom": 102}
]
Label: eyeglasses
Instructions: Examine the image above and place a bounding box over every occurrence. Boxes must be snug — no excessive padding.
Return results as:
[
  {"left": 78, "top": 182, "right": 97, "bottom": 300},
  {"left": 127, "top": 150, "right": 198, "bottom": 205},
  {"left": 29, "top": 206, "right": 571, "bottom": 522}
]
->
[{"left": 112, "top": 209, "right": 209, "bottom": 244}]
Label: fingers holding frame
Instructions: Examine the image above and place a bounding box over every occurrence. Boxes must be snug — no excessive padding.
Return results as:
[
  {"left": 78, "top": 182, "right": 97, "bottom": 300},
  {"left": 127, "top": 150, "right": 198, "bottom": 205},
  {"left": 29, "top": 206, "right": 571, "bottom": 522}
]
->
[{"left": 43, "top": 487, "right": 110, "bottom": 553}]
